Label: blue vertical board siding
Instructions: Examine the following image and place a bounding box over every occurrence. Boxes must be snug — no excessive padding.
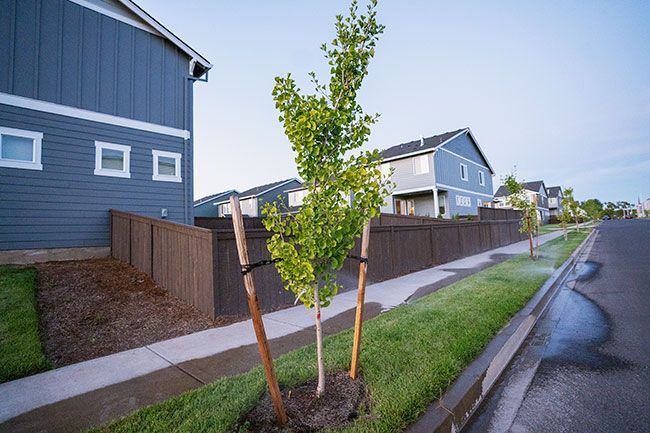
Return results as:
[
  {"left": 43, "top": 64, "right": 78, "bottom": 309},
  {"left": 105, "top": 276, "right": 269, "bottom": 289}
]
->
[
  {"left": 0, "top": 0, "right": 13, "bottom": 93},
  {"left": 0, "top": 0, "right": 189, "bottom": 129},
  {"left": 60, "top": 0, "right": 81, "bottom": 107},
  {"left": 434, "top": 132, "right": 494, "bottom": 216},
  {"left": 98, "top": 16, "right": 117, "bottom": 114},
  {"left": 12, "top": 0, "right": 38, "bottom": 98},
  {"left": 0, "top": 104, "right": 189, "bottom": 251},
  {"left": 80, "top": 8, "right": 99, "bottom": 111},
  {"left": 37, "top": 0, "right": 60, "bottom": 102},
  {"left": 116, "top": 22, "right": 133, "bottom": 119}
]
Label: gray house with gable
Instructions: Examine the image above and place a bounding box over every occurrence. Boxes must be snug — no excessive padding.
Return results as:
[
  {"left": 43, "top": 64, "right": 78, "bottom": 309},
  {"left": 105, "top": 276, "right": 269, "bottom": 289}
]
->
[
  {"left": 494, "top": 180, "right": 550, "bottom": 224},
  {"left": 379, "top": 128, "right": 495, "bottom": 218},
  {"left": 0, "top": 0, "right": 211, "bottom": 257}
]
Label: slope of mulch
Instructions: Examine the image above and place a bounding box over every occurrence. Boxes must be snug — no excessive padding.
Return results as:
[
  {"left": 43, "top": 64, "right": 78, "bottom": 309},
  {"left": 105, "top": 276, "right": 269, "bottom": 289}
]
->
[
  {"left": 238, "top": 371, "right": 369, "bottom": 433},
  {"left": 36, "top": 258, "right": 242, "bottom": 368}
]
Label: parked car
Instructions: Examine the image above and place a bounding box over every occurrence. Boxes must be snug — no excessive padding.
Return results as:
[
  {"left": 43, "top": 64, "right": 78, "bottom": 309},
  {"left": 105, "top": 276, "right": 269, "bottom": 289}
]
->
[{"left": 602, "top": 215, "right": 611, "bottom": 220}]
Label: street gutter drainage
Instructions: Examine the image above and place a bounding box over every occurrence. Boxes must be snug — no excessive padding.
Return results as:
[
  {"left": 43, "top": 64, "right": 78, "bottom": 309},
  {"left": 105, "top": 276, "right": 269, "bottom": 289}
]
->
[{"left": 406, "top": 229, "right": 598, "bottom": 433}]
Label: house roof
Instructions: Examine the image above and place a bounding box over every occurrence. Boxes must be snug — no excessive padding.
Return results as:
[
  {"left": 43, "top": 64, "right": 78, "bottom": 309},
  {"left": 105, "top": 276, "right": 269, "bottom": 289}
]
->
[
  {"left": 547, "top": 186, "right": 563, "bottom": 198},
  {"left": 379, "top": 127, "right": 495, "bottom": 174},
  {"left": 380, "top": 128, "right": 467, "bottom": 160},
  {"left": 193, "top": 190, "right": 237, "bottom": 207},
  {"left": 117, "top": 0, "right": 212, "bottom": 77},
  {"left": 495, "top": 181, "right": 547, "bottom": 197},
  {"left": 212, "top": 178, "right": 302, "bottom": 204}
]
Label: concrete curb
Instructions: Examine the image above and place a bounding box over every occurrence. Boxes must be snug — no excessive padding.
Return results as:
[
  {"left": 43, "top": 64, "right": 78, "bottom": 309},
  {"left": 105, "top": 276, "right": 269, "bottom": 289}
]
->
[{"left": 406, "top": 229, "right": 597, "bottom": 433}]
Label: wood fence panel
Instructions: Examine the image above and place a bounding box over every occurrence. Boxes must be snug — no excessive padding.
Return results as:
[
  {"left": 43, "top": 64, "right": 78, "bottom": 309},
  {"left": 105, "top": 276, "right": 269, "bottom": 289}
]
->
[
  {"left": 110, "top": 210, "right": 215, "bottom": 318},
  {"left": 130, "top": 218, "right": 152, "bottom": 276},
  {"left": 110, "top": 212, "right": 131, "bottom": 263}
]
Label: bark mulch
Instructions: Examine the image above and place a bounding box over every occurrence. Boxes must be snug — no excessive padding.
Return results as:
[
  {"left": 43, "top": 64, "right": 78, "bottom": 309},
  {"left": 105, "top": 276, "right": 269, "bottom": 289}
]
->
[
  {"left": 239, "top": 371, "right": 369, "bottom": 433},
  {"left": 36, "top": 258, "right": 242, "bottom": 368}
]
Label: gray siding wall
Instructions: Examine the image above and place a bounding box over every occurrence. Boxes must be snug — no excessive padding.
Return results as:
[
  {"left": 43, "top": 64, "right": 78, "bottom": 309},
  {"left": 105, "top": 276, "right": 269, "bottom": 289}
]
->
[
  {"left": 0, "top": 104, "right": 189, "bottom": 250},
  {"left": 382, "top": 152, "right": 435, "bottom": 192},
  {"left": 0, "top": 0, "right": 190, "bottom": 129}
]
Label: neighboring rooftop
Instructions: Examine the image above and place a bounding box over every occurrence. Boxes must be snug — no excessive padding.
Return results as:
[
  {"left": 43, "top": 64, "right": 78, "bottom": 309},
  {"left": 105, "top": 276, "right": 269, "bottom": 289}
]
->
[
  {"left": 193, "top": 190, "right": 238, "bottom": 207},
  {"left": 379, "top": 128, "right": 467, "bottom": 160},
  {"left": 495, "top": 181, "right": 547, "bottom": 197},
  {"left": 209, "top": 178, "right": 302, "bottom": 204}
]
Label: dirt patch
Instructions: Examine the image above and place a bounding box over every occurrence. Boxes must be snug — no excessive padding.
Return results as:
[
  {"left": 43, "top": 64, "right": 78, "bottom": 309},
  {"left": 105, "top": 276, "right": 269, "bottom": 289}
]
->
[
  {"left": 239, "top": 371, "right": 368, "bottom": 433},
  {"left": 36, "top": 258, "right": 243, "bottom": 367}
]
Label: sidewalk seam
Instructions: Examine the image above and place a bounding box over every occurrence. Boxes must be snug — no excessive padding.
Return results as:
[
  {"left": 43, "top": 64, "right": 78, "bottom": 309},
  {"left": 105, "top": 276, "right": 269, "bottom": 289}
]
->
[{"left": 144, "top": 346, "right": 207, "bottom": 386}]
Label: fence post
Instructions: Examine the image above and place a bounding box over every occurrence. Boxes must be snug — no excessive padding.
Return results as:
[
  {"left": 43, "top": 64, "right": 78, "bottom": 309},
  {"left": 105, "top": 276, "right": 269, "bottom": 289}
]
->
[
  {"left": 350, "top": 223, "right": 371, "bottom": 380},
  {"left": 230, "top": 196, "right": 287, "bottom": 425},
  {"left": 390, "top": 225, "right": 396, "bottom": 275}
]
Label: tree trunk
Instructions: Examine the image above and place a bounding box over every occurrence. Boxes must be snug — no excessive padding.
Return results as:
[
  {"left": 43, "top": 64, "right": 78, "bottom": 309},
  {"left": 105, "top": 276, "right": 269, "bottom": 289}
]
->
[
  {"left": 563, "top": 226, "right": 568, "bottom": 241},
  {"left": 526, "top": 211, "right": 534, "bottom": 258},
  {"left": 314, "top": 284, "right": 325, "bottom": 398}
]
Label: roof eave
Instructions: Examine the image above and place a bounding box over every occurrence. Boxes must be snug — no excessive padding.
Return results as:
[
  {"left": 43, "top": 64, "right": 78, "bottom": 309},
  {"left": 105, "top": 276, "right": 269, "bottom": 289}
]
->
[{"left": 118, "top": 0, "right": 212, "bottom": 76}]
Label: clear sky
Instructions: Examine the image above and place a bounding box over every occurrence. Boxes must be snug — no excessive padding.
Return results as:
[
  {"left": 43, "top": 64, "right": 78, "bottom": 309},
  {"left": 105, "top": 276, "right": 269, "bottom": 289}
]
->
[{"left": 138, "top": 0, "right": 650, "bottom": 203}]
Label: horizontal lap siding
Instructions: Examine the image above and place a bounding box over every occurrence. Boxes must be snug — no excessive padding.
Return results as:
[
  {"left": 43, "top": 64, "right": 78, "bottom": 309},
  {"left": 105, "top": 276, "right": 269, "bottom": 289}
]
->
[
  {"left": 0, "top": 104, "right": 188, "bottom": 250},
  {"left": 0, "top": 0, "right": 188, "bottom": 129}
]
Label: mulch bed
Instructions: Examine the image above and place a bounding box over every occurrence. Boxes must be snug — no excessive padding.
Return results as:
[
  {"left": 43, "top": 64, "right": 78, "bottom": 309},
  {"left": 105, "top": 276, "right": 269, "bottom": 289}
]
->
[
  {"left": 36, "top": 258, "right": 243, "bottom": 368},
  {"left": 239, "top": 371, "right": 369, "bottom": 432}
]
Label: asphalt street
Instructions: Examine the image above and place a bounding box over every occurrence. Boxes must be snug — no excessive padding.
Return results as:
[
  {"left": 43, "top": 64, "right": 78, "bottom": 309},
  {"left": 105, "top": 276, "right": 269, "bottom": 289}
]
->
[{"left": 464, "top": 220, "right": 650, "bottom": 433}]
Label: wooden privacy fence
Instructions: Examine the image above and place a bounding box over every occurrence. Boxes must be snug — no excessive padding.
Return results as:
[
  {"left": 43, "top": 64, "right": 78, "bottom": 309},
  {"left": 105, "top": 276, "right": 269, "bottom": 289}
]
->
[
  {"left": 478, "top": 207, "right": 522, "bottom": 221},
  {"left": 110, "top": 210, "right": 216, "bottom": 317},
  {"left": 113, "top": 210, "right": 525, "bottom": 318}
]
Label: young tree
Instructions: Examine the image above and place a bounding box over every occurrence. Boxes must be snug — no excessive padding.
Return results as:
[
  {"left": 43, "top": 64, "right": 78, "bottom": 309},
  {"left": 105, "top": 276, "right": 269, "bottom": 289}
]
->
[
  {"left": 563, "top": 187, "right": 580, "bottom": 232},
  {"left": 263, "top": 0, "right": 391, "bottom": 398},
  {"left": 504, "top": 174, "right": 537, "bottom": 258},
  {"left": 580, "top": 198, "right": 603, "bottom": 221},
  {"left": 560, "top": 187, "right": 575, "bottom": 240}
]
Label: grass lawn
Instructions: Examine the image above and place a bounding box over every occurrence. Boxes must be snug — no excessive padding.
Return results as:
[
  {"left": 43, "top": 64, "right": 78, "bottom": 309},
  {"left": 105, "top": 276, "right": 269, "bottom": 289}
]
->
[
  {"left": 0, "top": 265, "right": 50, "bottom": 383},
  {"left": 93, "top": 230, "right": 589, "bottom": 433}
]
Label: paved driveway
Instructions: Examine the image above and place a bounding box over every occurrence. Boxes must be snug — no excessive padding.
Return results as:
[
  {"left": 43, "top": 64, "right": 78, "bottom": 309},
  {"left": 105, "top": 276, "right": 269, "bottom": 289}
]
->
[{"left": 464, "top": 220, "right": 650, "bottom": 433}]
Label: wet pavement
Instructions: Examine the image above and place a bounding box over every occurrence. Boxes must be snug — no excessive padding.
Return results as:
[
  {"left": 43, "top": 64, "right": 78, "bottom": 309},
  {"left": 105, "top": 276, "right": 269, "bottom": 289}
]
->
[{"left": 464, "top": 220, "right": 650, "bottom": 433}]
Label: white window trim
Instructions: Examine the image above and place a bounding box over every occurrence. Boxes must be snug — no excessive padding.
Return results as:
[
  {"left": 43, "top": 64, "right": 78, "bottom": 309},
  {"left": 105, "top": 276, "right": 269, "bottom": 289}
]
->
[
  {"left": 152, "top": 149, "right": 182, "bottom": 183},
  {"left": 477, "top": 198, "right": 483, "bottom": 207},
  {"left": 460, "top": 163, "right": 468, "bottom": 181},
  {"left": 0, "top": 126, "right": 43, "bottom": 171},
  {"left": 413, "top": 154, "right": 430, "bottom": 175},
  {"left": 288, "top": 189, "right": 308, "bottom": 207},
  {"left": 478, "top": 170, "right": 485, "bottom": 186},
  {"left": 94, "top": 141, "right": 131, "bottom": 178}
]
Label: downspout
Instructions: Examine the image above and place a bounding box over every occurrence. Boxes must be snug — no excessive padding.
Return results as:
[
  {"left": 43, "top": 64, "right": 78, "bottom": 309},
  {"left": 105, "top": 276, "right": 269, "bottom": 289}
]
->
[
  {"left": 183, "top": 75, "right": 191, "bottom": 224},
  {"left": 430, "top": 148, "right": 439, "bottom": 217}
]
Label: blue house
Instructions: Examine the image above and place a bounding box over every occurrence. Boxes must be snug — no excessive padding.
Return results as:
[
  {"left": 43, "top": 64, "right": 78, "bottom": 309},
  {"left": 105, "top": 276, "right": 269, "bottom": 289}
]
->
[
  {"left": 193, "top": 190, "right": 238, "bottom": 218},
  {"left": 0, "top": 0, "right": 211, "bottom": 258},
  {"left": 212, "top": 178, "right": 303, "bottom": 217},
  {"left": 379, "top": 128, "right": 495, "bottom": 218}
]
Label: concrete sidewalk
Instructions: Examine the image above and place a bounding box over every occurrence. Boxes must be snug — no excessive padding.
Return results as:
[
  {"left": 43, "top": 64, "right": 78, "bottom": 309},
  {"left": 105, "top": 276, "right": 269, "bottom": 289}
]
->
[{"left": 0, "top": 231, "right": 564, "bottom": 433}]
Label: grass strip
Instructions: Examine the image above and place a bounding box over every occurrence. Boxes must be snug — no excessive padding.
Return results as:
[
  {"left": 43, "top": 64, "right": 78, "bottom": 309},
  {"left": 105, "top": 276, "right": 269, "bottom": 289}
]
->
[
  {"left": 93, "top": 230, "right": 589, "bottom": 433},
  {"left": 0, "top": 265, "right": 50, "bottom": 383}
]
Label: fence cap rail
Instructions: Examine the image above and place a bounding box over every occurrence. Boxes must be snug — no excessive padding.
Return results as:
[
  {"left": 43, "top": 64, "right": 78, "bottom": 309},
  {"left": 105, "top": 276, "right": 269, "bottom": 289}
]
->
[{"left": 110, "top": 209, "right": 213, "bottom": 238}]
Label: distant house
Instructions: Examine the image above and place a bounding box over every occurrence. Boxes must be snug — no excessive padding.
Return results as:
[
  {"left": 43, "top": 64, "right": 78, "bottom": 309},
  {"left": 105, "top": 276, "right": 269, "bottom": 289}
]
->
[
  {"left": 213, "top": 178, "right": 303, "bottom": 217},
  {"left": 637, "top": 198, "right": 650, "bottom": 218},
  {"left": 547, "top": 186, "right": 564, "bottom": 218},
  {"left": 379, "top": 128, "right": 495, "bottom": 218},
  {"left": 494, "top": 180, "right": 550, "bottom": 224},
  {"left": 194, "top": 190, "right": 238, "bottom": 217},
  {"left": 0, "top": 0, "right": 211, "bottom": 258}
]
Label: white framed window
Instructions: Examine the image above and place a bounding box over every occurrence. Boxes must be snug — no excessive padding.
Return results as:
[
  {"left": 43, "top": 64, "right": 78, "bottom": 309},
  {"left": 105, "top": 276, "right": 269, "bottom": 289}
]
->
[
  {"left": 220, "top": 202, "right": 232, "bottom": 216},
  {"left": 288, "top": 189, "right": 308, "bottom": 207},
  {"left": 0, "top": 126, "right": 43, "bottom": 170},
  {"left": 455, "top": 195, "right": 471, "bottom": 207},
  {"left": 380, "top": 162, "right": 391, "bottom": 178},
  {"left": 152, "top": 149, "right": 182, "bottom": 182},
  {"left": 413, "top": 154, "right": 430, "bottom": 175},
  {"left": 477, "top": 198, "right": 483, "bottom": 207},
  {"left": 459, "top": 163, "right": 468, "bottom": 181},
  {"left": 94, "top": 141, "right": 130, "bottom": 178},
  {"left": 478, "top": 170, "right": 485, "bottom": 186}
]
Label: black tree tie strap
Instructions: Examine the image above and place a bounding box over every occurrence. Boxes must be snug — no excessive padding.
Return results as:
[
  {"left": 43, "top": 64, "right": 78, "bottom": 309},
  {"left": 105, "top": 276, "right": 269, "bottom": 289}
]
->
[
  {"left": 348, "top": 254, "right": 368, "bottom": 264},
  {"left": 241, "top": 258, "right": 283, "bottom": 275}
]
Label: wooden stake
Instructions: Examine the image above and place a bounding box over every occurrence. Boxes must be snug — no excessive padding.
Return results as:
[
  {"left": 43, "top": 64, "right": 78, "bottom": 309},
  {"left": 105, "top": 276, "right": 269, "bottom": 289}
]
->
[
  {"left": 230, "top": 196, "right": 287, "bottom": 425},
  {"left": 350, "top": 223, "right": 371, "bottom": 380}
]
